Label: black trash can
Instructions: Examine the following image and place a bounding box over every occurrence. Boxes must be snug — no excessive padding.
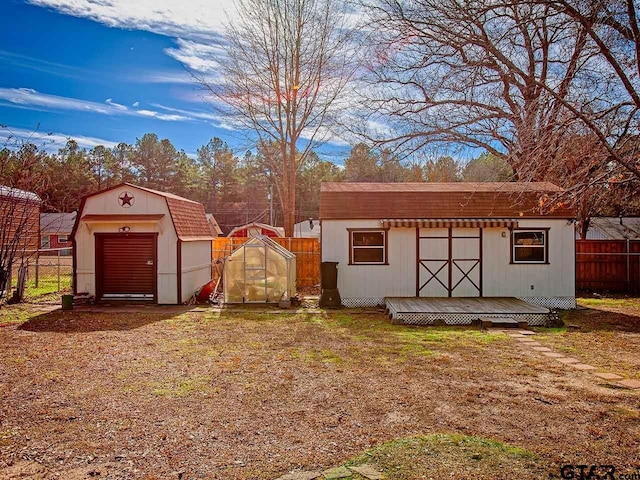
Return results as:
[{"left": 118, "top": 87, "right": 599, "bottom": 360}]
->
[
  {"left": 320, "top": 261, "right": 341, "bottom": 308},
  {"left": 321, "top": 261, "right": 339, "bottom": 290}
]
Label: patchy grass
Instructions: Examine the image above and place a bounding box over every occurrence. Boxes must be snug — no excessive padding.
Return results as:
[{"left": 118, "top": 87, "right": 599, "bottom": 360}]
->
[
  {"left": 612, "top": 405, "right": 640, "bottom": 421},
  {"left": 0, "top": 303, "right": 54, "bottom": 325},
  {"left": 305, "top": 348, "right": 343, "bottom": 365},
  {"left": 578, "top": 296, "right": 640, "bottom": 309},
  {"left": 151, "top": 376, "right": 211, "bottom": 398},
  {"left": 24, "top": 276, "right": 72, "bottom": 300},
  {"left": 342, "top": 434, "right": 546, "bottom": 479},
  {"left": 534, "top": 296, "right": 640, "bottom": 378},
  {"left": 0, "top": 303, "right": 638, "bottom": 479}
]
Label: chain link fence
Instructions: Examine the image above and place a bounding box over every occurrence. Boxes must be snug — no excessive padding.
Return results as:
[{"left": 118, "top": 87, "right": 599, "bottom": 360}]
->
[{"left": 10, "top": 248, "right": 73, "bottom": 303}]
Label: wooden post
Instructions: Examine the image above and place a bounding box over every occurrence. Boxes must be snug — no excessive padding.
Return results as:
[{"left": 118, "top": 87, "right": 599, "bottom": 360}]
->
[{"left": 15, "top": 263, "right": 27, "bottom": 303}]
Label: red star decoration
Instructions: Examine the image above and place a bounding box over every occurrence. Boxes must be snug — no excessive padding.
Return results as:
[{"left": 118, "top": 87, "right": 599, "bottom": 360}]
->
[{"left": 119, "top": 192, "right": 134, "bottom": 207}]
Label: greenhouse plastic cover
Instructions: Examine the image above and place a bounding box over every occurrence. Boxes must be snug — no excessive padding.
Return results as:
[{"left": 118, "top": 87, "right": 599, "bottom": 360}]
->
[{"left": 223, "top": 236, "right": 296, "bottom": 303}]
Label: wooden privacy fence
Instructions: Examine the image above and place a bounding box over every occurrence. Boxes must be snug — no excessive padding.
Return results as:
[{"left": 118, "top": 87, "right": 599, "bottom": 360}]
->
[
  {"left": 212, "top": 237, "right": 320, "bottom": 288},
  {"left": 576, "top": 240, "right": 640, "bottom": 292}
]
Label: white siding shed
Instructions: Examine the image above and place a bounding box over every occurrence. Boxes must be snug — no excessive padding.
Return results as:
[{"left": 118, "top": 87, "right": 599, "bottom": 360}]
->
[
  {"left": 72, "top": 183, "right": 215, "bottom": 304},
  {"left": 320, "top": 182, "right": 576, "bottom": 309}
]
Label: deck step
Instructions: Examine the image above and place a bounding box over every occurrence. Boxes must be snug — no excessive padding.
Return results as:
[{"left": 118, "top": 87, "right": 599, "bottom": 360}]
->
[{"left": 480, "top": 317, "right": 527, "bottom": 329}]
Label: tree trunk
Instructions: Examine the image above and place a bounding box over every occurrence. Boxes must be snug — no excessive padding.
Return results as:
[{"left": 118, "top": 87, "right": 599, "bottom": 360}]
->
[
  {"left": 580, "top": 217, "right": 590, "bottom": 240},
  {"left": 284, "top": 180, "right": 296, "bottom": 237},
  {"left": 283, "top": 141, "right": 297, "bottom": 237}
]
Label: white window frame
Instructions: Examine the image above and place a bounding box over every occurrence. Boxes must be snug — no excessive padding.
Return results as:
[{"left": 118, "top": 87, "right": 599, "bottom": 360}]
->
[
  {"left": 58, "top": 234, "right": 68, "bottom": 243},
  {"left": 348, "top": 229, "right": 388, "bottom": 265},
  {"left": 511, "top": 229, "right": 548, "bottom": 264},
  {"left": 41, "top": 234, "right": 51, "bottom": 249}
]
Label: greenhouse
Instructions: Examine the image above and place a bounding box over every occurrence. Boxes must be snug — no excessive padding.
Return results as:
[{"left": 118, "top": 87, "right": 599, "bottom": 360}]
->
[{"left": 223, "top": 236, "right": 296, "bottom": 303}]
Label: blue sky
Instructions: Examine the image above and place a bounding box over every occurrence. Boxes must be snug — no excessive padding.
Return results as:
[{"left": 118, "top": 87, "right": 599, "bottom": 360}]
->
[{"left": 1, "top": 0, "right": 349, "bottom": 159}]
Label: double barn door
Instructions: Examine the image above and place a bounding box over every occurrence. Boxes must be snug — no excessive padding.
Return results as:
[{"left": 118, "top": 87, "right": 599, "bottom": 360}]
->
[{"left": 417, "top": 228, "right": 482, "bottom": 297}]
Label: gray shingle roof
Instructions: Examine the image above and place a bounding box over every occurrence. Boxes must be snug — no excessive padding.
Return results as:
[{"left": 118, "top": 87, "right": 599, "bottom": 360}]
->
[
  {"left": 588, "top": 217, "right": 640, "bottom": 240},
  {"left": 40, "top": 212, "right": 77, "bottom": 234}
]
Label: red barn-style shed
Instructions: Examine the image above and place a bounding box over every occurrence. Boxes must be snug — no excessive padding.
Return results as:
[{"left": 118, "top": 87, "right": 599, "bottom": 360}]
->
[{"left": 72, "top": 183, "right": 215, "bottom": 304}]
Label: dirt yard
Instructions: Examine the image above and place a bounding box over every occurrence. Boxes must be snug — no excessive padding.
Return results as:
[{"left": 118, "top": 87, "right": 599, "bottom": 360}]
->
[{"left": 0, "top": 299, "right": 639, "bottom": 479}]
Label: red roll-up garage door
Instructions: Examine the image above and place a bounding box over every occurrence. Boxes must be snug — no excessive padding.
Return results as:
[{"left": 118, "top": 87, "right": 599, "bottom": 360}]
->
[{"left": 96, "top": 233, "right": 157, "bottom": 302}]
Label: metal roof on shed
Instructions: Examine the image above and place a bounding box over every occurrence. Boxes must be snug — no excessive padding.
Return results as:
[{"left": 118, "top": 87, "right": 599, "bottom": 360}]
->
[
  {"left": 586, "top": 217, "right": 640, "bottom": 240},
  {"left": 0, "top": 186, "right": 41, "bottom": 203}
]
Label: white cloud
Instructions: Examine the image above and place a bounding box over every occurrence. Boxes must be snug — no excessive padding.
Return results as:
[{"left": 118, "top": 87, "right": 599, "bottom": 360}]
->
[
  {"left": 135, "top": 71, "right": 195, "bottom": 84},
  {"left": 214, "top": 121, "right": 238, "bottom": 131},
  {"left": 27, "top": 1, "right": 231, "bottom": 80},
  {"left": 124, "top": 68, "right": 221, "bottom": 87},
  {"left": 136, "top": 109, "right": 189, "bottom": 121},
  {"left": 151, "top": 103, "right": 222, "bottom": 122},
  {"left": 132, "top": 101, "right": 139, "bottom": 107},
  {"left": 164, "top": 39, "right": 225, "bottom": 74},
  {"left": 0, "top": 87, "right": 196, "bottom": 123},
  {"left": 0, "top": 125, "right": 119, "bottom": 151},
  {"left": 21, "top": 1, "right": 361, "bottom": 146},
  {"left": 0, "top": 87, "right": 112, "bottom": 114},
  {"left": 27, "top": 0, "right": 235, "bottom": 40},
  {"left": 298, "top": 123, "right": 352, "bottom": 148},
  {"left": 105, "top": 98, "right": 127, "bottom": 110}
]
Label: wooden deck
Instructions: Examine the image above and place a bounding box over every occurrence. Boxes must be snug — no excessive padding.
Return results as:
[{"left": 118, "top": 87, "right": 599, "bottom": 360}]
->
[{"left": 385, "top": 297, "right": 553, "bottom": 326}]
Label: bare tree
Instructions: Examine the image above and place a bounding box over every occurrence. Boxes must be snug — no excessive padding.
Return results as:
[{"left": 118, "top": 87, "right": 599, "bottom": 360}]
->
[
  {"left": 204, "top": 0, "right": 356, "bottom": 236},
  {"left": 543, "top": 132, "right": 617, "bottom": 237},
  {"left": 0, "top": 187, "right": 41, "bottom": 301},
  {"left": 0, "top": 128, "right": 48, "bottom": 302},
  {"left": 357, "top": 0, "right": 640, "bottom": 195},
  {"left": 532, "top": 0, "right": 640, "bottom": 180},
  {"left": 358, "top": 0, "right": 600, "bottom": 181}
]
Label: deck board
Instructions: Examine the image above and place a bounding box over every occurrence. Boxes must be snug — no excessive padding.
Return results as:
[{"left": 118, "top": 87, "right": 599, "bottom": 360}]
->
[{"left": 385, "top": 297, "right": 549, "bottom": 315}]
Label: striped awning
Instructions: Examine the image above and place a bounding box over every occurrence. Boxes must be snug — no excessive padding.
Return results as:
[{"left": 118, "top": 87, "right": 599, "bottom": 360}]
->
[{"left": 381, "top": 218, "right": 519, "bottom": 228}]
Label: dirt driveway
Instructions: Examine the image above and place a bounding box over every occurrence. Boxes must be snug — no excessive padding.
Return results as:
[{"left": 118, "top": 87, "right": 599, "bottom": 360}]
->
[{"left": 0, "top": 301, "right": 639, "bottom": 479}]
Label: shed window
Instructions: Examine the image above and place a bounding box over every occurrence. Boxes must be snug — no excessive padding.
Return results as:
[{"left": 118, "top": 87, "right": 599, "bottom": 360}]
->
[
  {"left": 512, "top": 230, "right": 548, "bottom": 264},
  {"left": 41, "top": 235, "right": 50, "bottom": 249},
  {"left": 349, "top": 229, "right": 388, "bottom": 265}
]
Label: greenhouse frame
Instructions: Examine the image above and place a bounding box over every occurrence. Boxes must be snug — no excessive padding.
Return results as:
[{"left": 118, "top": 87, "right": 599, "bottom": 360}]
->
[{"left": 223, "top": 236, "right": 296, "bottom": 303}]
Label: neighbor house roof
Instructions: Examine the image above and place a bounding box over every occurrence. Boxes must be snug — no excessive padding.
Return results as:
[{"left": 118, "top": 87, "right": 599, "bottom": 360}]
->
[
  {"left": 585, "top": 217, "right": 640, "bottom": 240},
  {"left": 294, "top": 219, "right": 321, "bottom": 238},
  {"left": 0, "top": 186, "right": 41, "bottom": 253},
  {"left": 320, "top": 182, "right": 574, "bottom": 219},
  {"left": 72, "top": 183, "right": 214, "bottom": 241},
  {"left": 227, "top": 222, "right": 285, "bottom": 238},
  {"left": 40, "top": 212, "right": 77, "bottom": 234},
  {"left": 0, "top": 186, "right": 41, "bottom": 203}
]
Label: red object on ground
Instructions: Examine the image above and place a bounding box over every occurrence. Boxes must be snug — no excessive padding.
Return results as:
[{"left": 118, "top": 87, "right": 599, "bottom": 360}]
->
[{"left": 197, "top": 280, "right": 216, "bottom": 302}]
